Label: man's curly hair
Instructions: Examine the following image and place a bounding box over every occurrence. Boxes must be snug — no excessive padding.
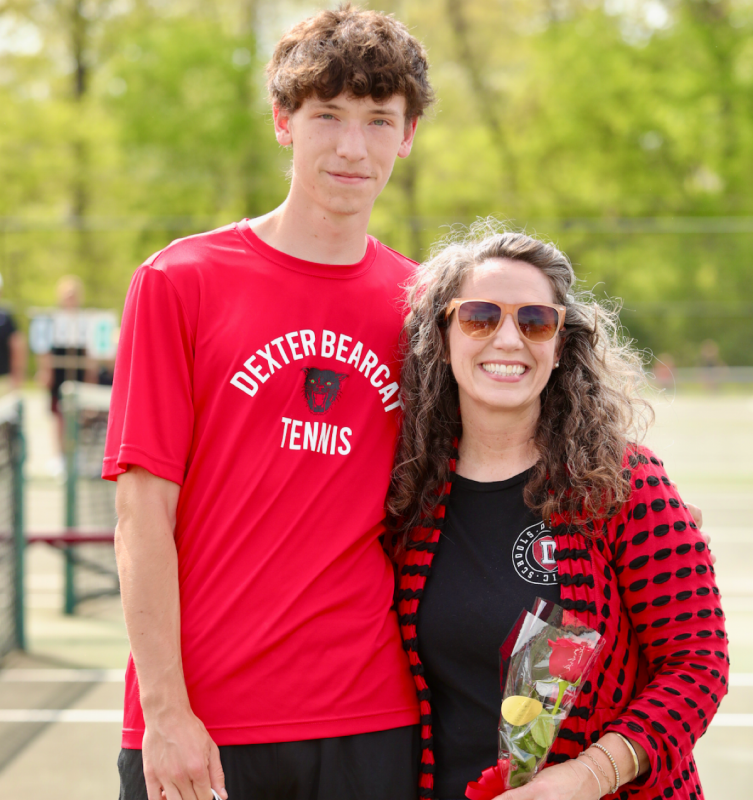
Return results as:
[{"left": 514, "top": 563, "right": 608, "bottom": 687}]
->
[
  {"left": 387, "top": 221, "right": 654, "bottom": 544},
  {"left": 266, "top": 4, "right": 434, "bottom": 121}
]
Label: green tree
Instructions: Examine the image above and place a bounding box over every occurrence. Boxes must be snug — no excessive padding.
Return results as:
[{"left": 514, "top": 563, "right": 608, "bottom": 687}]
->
[{"left": 1, "top": 0, "right": 752, "bottom": 364}]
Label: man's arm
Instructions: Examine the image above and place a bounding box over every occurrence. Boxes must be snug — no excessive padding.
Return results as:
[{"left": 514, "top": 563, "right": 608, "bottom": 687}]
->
[{"left": 115, "top": 466, "right": 227, "bottom": 800}]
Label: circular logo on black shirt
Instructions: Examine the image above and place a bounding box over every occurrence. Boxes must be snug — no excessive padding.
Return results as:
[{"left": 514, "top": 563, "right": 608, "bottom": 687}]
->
[{"left": 512, "top": 521, "right": 559, "bottom": 585}]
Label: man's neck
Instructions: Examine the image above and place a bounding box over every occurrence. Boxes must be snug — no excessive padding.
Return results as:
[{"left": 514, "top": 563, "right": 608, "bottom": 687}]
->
[{"left": 249, "top": 193, "right": 374, "bottom": 266}]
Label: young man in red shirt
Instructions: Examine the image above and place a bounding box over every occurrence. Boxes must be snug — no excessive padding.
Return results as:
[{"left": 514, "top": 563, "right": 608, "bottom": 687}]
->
[{"left": 104, "top": 7, "right": 434, "bottom": 800}]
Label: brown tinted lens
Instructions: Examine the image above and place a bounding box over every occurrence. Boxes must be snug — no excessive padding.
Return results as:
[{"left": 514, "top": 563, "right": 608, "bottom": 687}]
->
[
  {"left": 517, "top": 305, "right": 559, "bottom": 342},
  {"left": 457, "top": 301, "right": 502, "bottom": 339}
]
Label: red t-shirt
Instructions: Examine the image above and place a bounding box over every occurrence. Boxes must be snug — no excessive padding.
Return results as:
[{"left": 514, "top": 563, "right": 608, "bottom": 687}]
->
[{"left": 103, "top": 220, "right": 420, "bottom": 747}]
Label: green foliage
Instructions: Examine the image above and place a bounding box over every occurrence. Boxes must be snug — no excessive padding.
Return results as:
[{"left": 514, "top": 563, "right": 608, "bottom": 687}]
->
[
  {"left": 530, "top": 708, "right": 556, "bottom": 749},
  {"left": 0, "top": 0, "right": 287, "bottom": 311},
  {"left": 375, "top": 0, "right": 753, "bottom": 364},
  {"left": 103, "top": 18, "right": 284, "bottom": 219},
  {"left": 1, "top": 0, "right": 751, "bottom": 363}
]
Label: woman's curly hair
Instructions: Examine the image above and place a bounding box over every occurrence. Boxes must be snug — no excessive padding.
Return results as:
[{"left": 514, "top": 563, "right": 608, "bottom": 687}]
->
[{"left": 387, "top": 221, "right": 654, "bottom": 544}]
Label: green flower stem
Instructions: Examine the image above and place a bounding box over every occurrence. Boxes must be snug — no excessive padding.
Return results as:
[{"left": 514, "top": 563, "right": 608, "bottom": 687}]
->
[{"left": 552, "top": 679, "right": 569, "bottom": 715}]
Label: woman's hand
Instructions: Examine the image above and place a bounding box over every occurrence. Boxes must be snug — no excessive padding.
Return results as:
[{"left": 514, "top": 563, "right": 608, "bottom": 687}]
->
[{"left": 493, "top": 759, "right": 601, "bottom": 800}]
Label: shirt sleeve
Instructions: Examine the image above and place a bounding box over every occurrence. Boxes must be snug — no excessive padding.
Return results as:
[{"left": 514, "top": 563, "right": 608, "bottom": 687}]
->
[
  {"left": 102, "top": 264, "right": 195, "bottom": 485},
  {"left": 604, "top": 448, "right": 730, "bottom": 788}
]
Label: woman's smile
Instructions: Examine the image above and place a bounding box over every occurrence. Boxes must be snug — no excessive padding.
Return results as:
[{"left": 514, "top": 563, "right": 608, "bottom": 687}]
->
[{"left": 479, "top": 361, "right": 528, "bottom": 379}]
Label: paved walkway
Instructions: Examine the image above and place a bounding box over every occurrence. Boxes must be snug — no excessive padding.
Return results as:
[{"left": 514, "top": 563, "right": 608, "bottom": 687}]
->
[{"left": 0, "top": 389, "right": 750, "bottom": 799}]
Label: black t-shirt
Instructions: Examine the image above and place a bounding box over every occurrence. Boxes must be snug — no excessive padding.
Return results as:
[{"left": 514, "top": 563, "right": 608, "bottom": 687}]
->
[
  {"left": 0, "top": 308, "right": 16, "bottom": 376},
  {"left": 416, "top": 470, "right": 560, "bottom": 799}
]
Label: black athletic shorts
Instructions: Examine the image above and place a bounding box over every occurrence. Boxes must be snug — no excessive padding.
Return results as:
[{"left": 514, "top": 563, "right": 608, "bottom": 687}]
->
[{"left": 118, "top": 724, "right": 420, "bottom": 800}]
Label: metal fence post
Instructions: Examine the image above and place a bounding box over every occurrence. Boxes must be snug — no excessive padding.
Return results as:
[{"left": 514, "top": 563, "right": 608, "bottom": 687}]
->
[
  {"left": 11, "top": 399, "right": 25, "bottom": 650},
  {"left": 62, "top": 383, "right": 78, "bottom": 615}
]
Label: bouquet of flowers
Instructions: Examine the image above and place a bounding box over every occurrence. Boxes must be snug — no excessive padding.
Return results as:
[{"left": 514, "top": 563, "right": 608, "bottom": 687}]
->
[{"left": 466, "top": 599, "right": 604, "bottom": 799}]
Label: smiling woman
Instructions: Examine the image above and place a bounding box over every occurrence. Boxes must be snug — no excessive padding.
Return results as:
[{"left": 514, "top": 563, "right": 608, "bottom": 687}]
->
[
  {"left": 390, "top": 222, "right": 652, "bottom": 531},
  {"left": 445, "top": 261, "right": 566, "bottom": 450},
  {"left": 387, "top": 221, "right": 728, "bottom": 800}
]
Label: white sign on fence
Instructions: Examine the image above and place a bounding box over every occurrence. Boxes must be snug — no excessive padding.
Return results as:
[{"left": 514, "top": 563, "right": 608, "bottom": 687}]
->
[{"left": 28, "top": 310, "right": 119, "bottom": 359}]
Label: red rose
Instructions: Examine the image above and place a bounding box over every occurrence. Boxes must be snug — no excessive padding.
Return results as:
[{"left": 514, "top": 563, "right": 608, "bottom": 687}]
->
[{"left": 547, "top": 637, "right": 594, "bottom": 684}]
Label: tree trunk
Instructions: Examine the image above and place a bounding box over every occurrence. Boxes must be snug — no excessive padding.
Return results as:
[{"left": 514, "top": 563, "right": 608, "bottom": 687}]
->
[{"left": 445, "top": 0, "right": 519, "bottom": 198}]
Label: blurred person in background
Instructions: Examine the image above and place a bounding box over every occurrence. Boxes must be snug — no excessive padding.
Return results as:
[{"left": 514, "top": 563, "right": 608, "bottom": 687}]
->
[
  {"left": 388, "top": 226, "right": 728, "bottom": 800},
  {"left": 37, "top": 274, "right": 95, "bottom": 473},
  {"left": 0, "top": 272, "right": 26, "bottom": 395}
]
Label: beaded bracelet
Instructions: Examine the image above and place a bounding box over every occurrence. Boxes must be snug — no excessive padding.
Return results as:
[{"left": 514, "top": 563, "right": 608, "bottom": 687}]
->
[
  {"left": 592, "top": 742, "right": 621, "bottom": 790},
  {"left": 581, "top": 752, "right": 614, "bottom": 794},
  {"left": 574, "top": 756, "right": 603, "bottom": 798},
  {"left": 614, "top": 732, "right": 640, "bottom": 781}
]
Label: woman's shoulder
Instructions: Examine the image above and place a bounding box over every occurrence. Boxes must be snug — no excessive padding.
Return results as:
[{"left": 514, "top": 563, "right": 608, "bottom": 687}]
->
[
  {"left": 620, "top": 443, "right": 676, "bottom": 497},
  {"left": 622, "top": 442, "right": 665, "bottom": 471},
  {"left": 606, "top": 443, "right": 693, "bottom": 541}
]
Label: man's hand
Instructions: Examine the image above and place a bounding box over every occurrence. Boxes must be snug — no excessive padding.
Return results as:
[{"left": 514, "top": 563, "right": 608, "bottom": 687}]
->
[
  {"left": 143, "top": 708, "right": 226, "bottom": 800},
  {"left": 115, "top": 466, "right": 228, "bottom": 800},
  {"left": 685, "top": 502, "right": 716, "bottom": 565}
]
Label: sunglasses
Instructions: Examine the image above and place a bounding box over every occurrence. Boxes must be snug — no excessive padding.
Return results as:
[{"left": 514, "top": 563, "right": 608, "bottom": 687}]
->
[{"left": 445, "top": 299, "right": 566, "bottom": 343}]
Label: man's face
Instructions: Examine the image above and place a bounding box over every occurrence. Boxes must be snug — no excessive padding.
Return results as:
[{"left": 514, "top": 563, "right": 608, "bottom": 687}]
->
[{"left": 274, "top": 93, "right": 417, "bottom": 218}]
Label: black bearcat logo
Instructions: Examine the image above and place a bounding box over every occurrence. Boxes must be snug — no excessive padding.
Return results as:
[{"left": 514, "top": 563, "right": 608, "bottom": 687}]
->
[{"left": 302, "top": 368, "right": 348, "bottom": 414}]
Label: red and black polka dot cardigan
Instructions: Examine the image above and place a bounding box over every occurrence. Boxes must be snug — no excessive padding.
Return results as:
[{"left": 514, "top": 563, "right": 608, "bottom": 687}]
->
[{"left": 395, "top": 446, "right": 729, "bottom": 800}]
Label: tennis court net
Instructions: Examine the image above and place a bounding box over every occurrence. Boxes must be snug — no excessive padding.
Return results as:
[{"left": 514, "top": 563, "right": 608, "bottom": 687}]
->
[{"left": 60, "top": 382, "right": 118, "bottom": 613}]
